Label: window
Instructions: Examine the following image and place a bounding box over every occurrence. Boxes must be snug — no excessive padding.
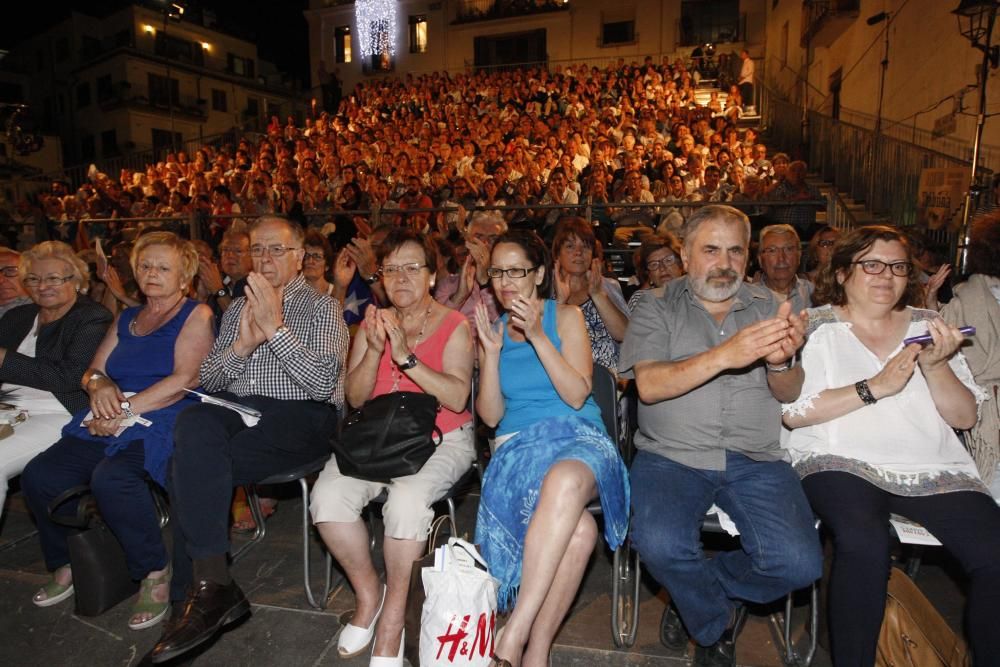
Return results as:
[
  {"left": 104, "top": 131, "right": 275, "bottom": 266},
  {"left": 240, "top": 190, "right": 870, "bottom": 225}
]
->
[
  {"left": 211, "top": 88, "right": 227, "bottom": 112},
  {"left": 152, "top": 128, "right": 182, "bottom": 156},
  {"left": 266, "top": 100, "right": 281, "bottom": 119},
  {"left": 364, "top": 20, "right": 394, "bottom": 73},
  {"left": 55, "top": 37, "right": 70, "bottom": 62},
  {"left": 101, "top": 129, "right": 119, "bottom": 157},
  {"left": 227, "top": 53, "right": 255, "bottom": 78},
  {"left": 80, "top": 134, "right": 95, "bottom": 161},
  {"left": 155, "top": 33, "right": 204, "bottom": 66},
  {"left": 148, "top": 73, "right": 180, "bottom": 107},
  {"left": 601, "top": 20, "right": 635, "bottom": 46},
  {"left": 409, "top": 15, "right": 428, "bottom": 54},
  {"left": 680, "top": 0, "right": 740, "bottom": 45},
  {"left": 81, "top": 36, "right": 102, "bottom": 61},
  {"left": 245, "top": 96, "right": 260, "bottom": 118},
  {"left": 76, "top": 82, "right": 91, "bottom": 108},
  {"left": 97, "top": 75, "right": 113, "bottom": 103},
  {"left": 335, "top": 25, "right": 352, "bottom": 63},
  {"left": 35, "top": 50, "right": 44, "bottom": 72}
]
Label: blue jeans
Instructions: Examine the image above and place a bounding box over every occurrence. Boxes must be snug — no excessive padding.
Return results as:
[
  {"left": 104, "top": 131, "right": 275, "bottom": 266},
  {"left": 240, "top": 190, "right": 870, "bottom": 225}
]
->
[{"left": 630, "top": 449, "right": 821, "bottom": 645}]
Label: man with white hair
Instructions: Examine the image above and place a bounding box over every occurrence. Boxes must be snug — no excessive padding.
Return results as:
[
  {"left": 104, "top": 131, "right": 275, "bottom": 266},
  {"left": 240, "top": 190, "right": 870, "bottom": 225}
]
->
[
  {"left": 0, "top": 248, "right": 30, "bottom": 318},
  {"left": 620, "top": 205, "right": 821, "bottom": 666}
]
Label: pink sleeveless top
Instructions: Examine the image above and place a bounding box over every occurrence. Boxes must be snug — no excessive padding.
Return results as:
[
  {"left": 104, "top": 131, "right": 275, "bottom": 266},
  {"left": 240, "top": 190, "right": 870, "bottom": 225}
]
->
[{"left": 369, "top": 308, "right": 472, "bottom": 434}]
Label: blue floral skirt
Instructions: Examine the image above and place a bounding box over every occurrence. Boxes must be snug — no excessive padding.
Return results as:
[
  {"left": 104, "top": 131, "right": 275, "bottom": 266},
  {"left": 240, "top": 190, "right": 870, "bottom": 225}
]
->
[{"left": 475, "top": 415, "right": 630, "bottom": 611}]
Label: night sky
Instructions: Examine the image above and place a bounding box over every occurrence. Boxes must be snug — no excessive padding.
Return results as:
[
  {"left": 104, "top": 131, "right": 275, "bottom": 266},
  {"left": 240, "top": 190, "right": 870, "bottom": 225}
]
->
[{"left": 0, "top": 0, "right": 311, "bottom": 84}]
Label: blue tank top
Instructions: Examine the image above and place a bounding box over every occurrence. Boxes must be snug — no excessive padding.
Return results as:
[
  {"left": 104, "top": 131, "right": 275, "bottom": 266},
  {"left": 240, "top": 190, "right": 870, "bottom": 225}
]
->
[{"left": 497, "top": 299, "right": 604, "bottom": 436}]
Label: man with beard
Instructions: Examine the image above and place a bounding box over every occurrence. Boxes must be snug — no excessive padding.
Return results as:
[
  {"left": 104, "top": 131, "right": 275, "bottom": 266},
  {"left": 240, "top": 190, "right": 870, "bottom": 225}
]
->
[
  {"left": 619, "top": 205, "right": 821, "bottom": 667},
  {"left": 752, "top": 224, "right": 813, "bottom": 312}
]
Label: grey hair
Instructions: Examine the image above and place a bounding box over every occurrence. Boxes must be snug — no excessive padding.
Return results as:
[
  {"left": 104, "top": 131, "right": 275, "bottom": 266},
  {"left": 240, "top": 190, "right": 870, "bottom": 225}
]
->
[
  {"left": 468, "top": 211, "right": 508, "bottom": 234},
  {"left": 681, "top": 205, "right": 750, "bottom": 248},
  {"left": 758, "top": 224, "right": 800, "bottom": 246}
]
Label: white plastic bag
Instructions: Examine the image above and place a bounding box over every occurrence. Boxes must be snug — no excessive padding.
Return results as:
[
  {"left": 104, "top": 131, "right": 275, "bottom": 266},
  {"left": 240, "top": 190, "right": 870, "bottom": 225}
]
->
[{"left": 419, "top": 537, "right": 499, "bottom": 666}]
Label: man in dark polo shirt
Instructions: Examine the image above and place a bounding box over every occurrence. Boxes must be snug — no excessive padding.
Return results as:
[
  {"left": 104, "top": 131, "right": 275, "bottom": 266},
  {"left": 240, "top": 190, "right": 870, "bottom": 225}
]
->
[{"left": 619, "top": 205, "right": 821, "bottom": 667}]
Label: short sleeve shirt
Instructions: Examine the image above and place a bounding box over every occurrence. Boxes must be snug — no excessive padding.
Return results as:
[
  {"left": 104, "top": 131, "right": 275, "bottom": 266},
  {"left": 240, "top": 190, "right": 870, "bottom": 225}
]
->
[{"left": 618, "top": 277, "right": 783, "bottom": 470}]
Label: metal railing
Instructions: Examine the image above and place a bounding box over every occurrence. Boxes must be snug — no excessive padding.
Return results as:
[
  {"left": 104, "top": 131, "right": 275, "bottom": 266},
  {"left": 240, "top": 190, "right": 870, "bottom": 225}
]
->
[{"left": 453, "top": 0, "right": 569, "bottom": 24}]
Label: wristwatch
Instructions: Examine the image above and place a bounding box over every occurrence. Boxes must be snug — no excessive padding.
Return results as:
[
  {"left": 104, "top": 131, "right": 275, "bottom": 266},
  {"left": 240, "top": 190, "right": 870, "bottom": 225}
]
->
[
  {"left": 397, "top": 353, "right": 419, "bottom": 371},
  {"left": 363, "top": 273, "right": 380, "bottom": 285},
  {"left": 120, "top": 401, "right": 136, "bottom": 419},
  {"left": 216, "top": 287, "right": 228, "bottom": 298},
  {"left": 86, "top": 371, "right": 105, "bottom": 385},
  {"left": 765, "top": 356, "right": 796, "bottom": 373}
]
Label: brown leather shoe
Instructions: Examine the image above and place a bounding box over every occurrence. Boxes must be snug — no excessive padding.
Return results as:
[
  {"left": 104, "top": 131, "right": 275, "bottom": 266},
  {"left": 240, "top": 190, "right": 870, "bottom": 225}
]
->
[{"left": 149, "top": 580, "right": 251, "bottom": 664}]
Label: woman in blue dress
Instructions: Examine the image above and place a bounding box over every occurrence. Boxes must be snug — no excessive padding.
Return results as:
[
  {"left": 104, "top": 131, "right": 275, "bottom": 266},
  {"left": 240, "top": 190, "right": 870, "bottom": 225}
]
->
[
  {"left": 21, "top": 231, "right": 215, "bottom": 631},
  {"left": 474, "top": 230, "right": 629, "bottom": 667}
]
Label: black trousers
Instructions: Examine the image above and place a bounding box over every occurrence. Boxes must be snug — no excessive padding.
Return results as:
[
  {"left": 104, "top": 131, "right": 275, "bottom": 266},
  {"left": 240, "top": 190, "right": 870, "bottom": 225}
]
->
[
  {"left": 803, "top": 471, "right": 1000, "bottom": 667},
  {"left": 168, "top": 394, "right": 338, "bottom": 601}
]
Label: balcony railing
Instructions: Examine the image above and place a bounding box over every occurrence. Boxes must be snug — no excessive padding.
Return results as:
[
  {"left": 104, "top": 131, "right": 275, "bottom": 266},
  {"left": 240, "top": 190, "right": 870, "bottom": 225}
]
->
[
  {"left": 800, "top": 0, "right": 860, "bottom": 47},
  {"left": 98, "top": 92, "right": 208, "bottom": 121},
  {"left": 453, "top": 0, "right": 569, "bottom": 25}
]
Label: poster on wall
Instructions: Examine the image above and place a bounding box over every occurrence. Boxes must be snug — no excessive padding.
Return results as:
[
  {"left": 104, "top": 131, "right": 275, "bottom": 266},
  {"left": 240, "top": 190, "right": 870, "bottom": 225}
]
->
[{"left": 916, "top": 167, "right": 969, "bottom": 231}]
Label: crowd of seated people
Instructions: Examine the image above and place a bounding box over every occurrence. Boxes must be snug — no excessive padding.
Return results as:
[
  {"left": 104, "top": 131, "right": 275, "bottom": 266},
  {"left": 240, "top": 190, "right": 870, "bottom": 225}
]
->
[{"left": 0, "top": 56, "right": 997, "bottom": 667}]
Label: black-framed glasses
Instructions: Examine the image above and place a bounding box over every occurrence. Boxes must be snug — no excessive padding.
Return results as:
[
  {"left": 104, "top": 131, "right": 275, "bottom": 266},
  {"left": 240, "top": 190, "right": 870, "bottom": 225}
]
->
[
  {"left": 0, "top": 266, "right": 19, "bottom": 278},
  {"left": 24, "top": 275, "right": 74, "bottom": 287},
  {"left": 487, "top": 266, "right": 539, "bottom": 279},
  {"left": 303, "top": 252, "right": 325, "bottom": 262},
  {"left": 381, "top": 263, "right": 427, "bottom": 276},
  {"left": 647, "top": 256, "right": 679, "bottom": 270},
  {"left": 250, "top": 245, "right": 301, "bottom": 258},
  {"left": 851, "top": 260, "right": 912, "bottom": 277}
]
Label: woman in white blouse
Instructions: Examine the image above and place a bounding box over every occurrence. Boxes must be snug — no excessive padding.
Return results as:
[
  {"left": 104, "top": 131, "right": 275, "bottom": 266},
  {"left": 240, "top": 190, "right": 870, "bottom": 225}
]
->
[{"left": 782, "top": 225, "right": 1000, "bottom": 665}]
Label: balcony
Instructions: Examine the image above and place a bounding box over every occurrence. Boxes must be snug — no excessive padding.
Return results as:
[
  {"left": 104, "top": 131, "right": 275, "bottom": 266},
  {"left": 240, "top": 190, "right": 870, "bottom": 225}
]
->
[
  {"left": 800, "top": 0, "right": 860, "bottom": 48},
  {"left": 98, "top": 92, "right": 208, "bottom": 121},
  {"left": 453, "top": 0, "right": 569, "bottom": 26}
]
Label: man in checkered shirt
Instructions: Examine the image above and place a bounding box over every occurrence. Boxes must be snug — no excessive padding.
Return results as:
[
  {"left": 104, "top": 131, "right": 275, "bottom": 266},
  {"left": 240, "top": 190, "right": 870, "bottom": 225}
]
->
[{"left": 152, "top": 216, "right": 348, "bottom": 663}]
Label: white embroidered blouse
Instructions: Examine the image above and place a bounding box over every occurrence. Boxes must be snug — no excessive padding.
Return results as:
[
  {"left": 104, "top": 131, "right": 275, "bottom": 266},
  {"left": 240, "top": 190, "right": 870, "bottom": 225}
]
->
[{"left": 782, "top": 305, "right": 989, "bottom": 496}]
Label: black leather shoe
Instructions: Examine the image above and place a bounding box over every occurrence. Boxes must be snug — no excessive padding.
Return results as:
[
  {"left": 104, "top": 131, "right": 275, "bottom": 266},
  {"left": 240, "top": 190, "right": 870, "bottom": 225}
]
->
[
  {"left": 150, "top": 580, "right": 251, "bottom": 664},
  {"left": 659, "top": 601, "right": 689, "bottom": 651},
  {"left": 692, "top": 605, "right": 748, "bottom": 667}
]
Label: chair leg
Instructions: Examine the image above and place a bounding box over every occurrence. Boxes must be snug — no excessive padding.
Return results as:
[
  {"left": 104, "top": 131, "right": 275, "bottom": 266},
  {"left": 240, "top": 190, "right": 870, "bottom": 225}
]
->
[
  {"left": 231, "top": 484, "right": 266, "bottom": 563},
  {"left": 610, "top": 541, "right": 640, "bottom": 648},
  {"left": 300, "top": 477, "right": 323, "bottom": 610},
  {"left": 446, "top": 498, "right": 458, "bottom": 539}
]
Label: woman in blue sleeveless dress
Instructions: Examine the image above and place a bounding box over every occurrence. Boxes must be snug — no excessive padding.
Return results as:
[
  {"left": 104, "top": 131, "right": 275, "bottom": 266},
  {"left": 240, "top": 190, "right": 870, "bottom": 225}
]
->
[
  {"left": 21, "top": 232, "right": 215, "bottom": 631},
  {"left": 474, "top": 230, "right": 629, "bottom": 667}
]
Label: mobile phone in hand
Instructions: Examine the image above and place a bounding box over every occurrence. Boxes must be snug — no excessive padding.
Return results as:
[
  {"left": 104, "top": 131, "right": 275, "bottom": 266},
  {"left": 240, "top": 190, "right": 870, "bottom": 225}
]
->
[{"left": 902, "top": 326, "right": 975, "bottom": 346}]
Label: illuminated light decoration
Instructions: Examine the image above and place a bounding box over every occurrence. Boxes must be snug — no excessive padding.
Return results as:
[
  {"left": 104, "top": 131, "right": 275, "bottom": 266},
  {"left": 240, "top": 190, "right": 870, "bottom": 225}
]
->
[{"left": 355, "top": 0, "right": 397, "bottom": 58}]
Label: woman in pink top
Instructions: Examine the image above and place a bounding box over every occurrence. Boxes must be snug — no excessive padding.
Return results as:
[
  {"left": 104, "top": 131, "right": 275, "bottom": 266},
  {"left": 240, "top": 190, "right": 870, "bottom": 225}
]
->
[{"left": 311, "top": 227, "right": 475, "bottom": 667}]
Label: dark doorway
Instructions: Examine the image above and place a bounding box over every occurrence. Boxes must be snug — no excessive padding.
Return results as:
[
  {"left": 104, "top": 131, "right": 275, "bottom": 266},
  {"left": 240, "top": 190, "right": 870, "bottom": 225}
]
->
[{"left": 474, "top": 29, "right": 546, "bottom": 70}]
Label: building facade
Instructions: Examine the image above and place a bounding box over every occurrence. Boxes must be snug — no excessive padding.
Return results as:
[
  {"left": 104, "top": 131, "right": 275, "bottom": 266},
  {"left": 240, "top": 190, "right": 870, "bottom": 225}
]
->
[{"left": 2, "top": 3, "right": 307, "bottom": 167}]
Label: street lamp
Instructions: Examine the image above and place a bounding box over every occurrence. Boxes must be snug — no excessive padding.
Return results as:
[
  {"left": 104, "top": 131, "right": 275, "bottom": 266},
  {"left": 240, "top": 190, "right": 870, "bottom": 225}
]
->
[{"left": 953, "top": 0, "right": 1000, "bottom": 274}]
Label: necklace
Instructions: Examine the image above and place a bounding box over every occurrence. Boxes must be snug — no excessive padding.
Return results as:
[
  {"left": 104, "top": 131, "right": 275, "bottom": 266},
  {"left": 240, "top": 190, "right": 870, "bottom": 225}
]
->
[
  {"left": 390, "top": 302, "right": 433, "bottom": 391},
  {"left": 130, "top": 294, "right": 185, "bottom": 337}
]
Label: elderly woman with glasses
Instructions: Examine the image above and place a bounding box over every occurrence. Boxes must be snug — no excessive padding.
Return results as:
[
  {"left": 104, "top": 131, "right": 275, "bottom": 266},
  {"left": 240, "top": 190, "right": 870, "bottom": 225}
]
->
[
  {"left": 311, "top": 227, "right": 475, "bottom": 666},
  {"left": 0, "top": 241, "right": 112, "bottom": 523},
  {"left": 627, "top": 233, "right": 685, "bottom": 312},
  {"left": 781, "top": 225, "right": 1000, "bottom": 664},
  {"left": 20, "top": 232, "right": 215, "bottom": 631}
]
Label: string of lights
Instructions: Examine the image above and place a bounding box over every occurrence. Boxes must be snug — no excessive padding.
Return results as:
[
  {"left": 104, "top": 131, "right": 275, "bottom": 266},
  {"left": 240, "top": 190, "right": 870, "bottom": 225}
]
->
[{"left": 355, "top": 0, "right": 397, "bottom": 58}]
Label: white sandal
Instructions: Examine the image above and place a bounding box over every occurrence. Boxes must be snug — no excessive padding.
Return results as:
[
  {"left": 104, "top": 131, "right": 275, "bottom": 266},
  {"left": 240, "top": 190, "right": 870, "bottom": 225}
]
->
[
  {"left": 337, "top": 584, "right": 386, "bottom": 658},
  {"left": 369, "top": 628, "right": 404, "bottom": 667}
]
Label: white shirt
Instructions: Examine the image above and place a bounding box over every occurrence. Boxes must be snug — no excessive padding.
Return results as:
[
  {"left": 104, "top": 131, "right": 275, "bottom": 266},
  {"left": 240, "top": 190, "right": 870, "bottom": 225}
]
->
[{"left": 783, "top": 306, "right": 987, "bottom": 495}]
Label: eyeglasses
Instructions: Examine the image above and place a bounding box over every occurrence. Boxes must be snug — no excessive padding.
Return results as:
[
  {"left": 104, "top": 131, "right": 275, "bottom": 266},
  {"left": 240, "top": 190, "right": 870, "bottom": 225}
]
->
[
  {"left": 381, "top": 263, "right": 427, "bottom": 276},
  {"left": 817, "top": 239, "right": 836, "bottom": 248},
  {"left": 303, "top": 252, "right": 326, "bottom": 262},
  {"left": 219, "top": 246, "right": 248, "bottom": 256},
  {"left": 250, "top": 245, "right": 301, "bottom": 258},
  {"left": 760, "top": 245, "right": 800, "bottom": 256},
  {"left": 487, "top": 266, "right": 539, "bottom": 279},
  {"left": 24, "top": 275, "right": 74, "bottom": 287},
  {"left": 851, "top": 260, "right": 912, "bottom": 277},
  {"left": 647, "top": 256, "right": 679, "bottom": 270},
  {"left": 0, "top": 266, "right": 19, "bottom": 278}
]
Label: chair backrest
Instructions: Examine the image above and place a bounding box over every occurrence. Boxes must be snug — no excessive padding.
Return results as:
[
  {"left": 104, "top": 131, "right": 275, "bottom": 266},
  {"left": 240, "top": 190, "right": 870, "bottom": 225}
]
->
[{"left": 591, "top": 364, "right": 620, "bottom": 445}]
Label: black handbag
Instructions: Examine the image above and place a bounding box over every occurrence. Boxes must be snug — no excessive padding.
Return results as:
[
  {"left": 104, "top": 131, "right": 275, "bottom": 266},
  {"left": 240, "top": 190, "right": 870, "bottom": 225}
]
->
[
  {"left": 333, "top": 391, "right": 442, "bottom": 482},
  {"left": 47, "top": 485, "right": 138, "bottom": 616}
]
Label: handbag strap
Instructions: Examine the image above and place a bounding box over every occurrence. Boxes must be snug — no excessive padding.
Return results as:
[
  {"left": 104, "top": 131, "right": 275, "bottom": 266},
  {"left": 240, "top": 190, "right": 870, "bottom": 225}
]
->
[{"left": 47, "top": 485, "right": 96, "bottom": 529}]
